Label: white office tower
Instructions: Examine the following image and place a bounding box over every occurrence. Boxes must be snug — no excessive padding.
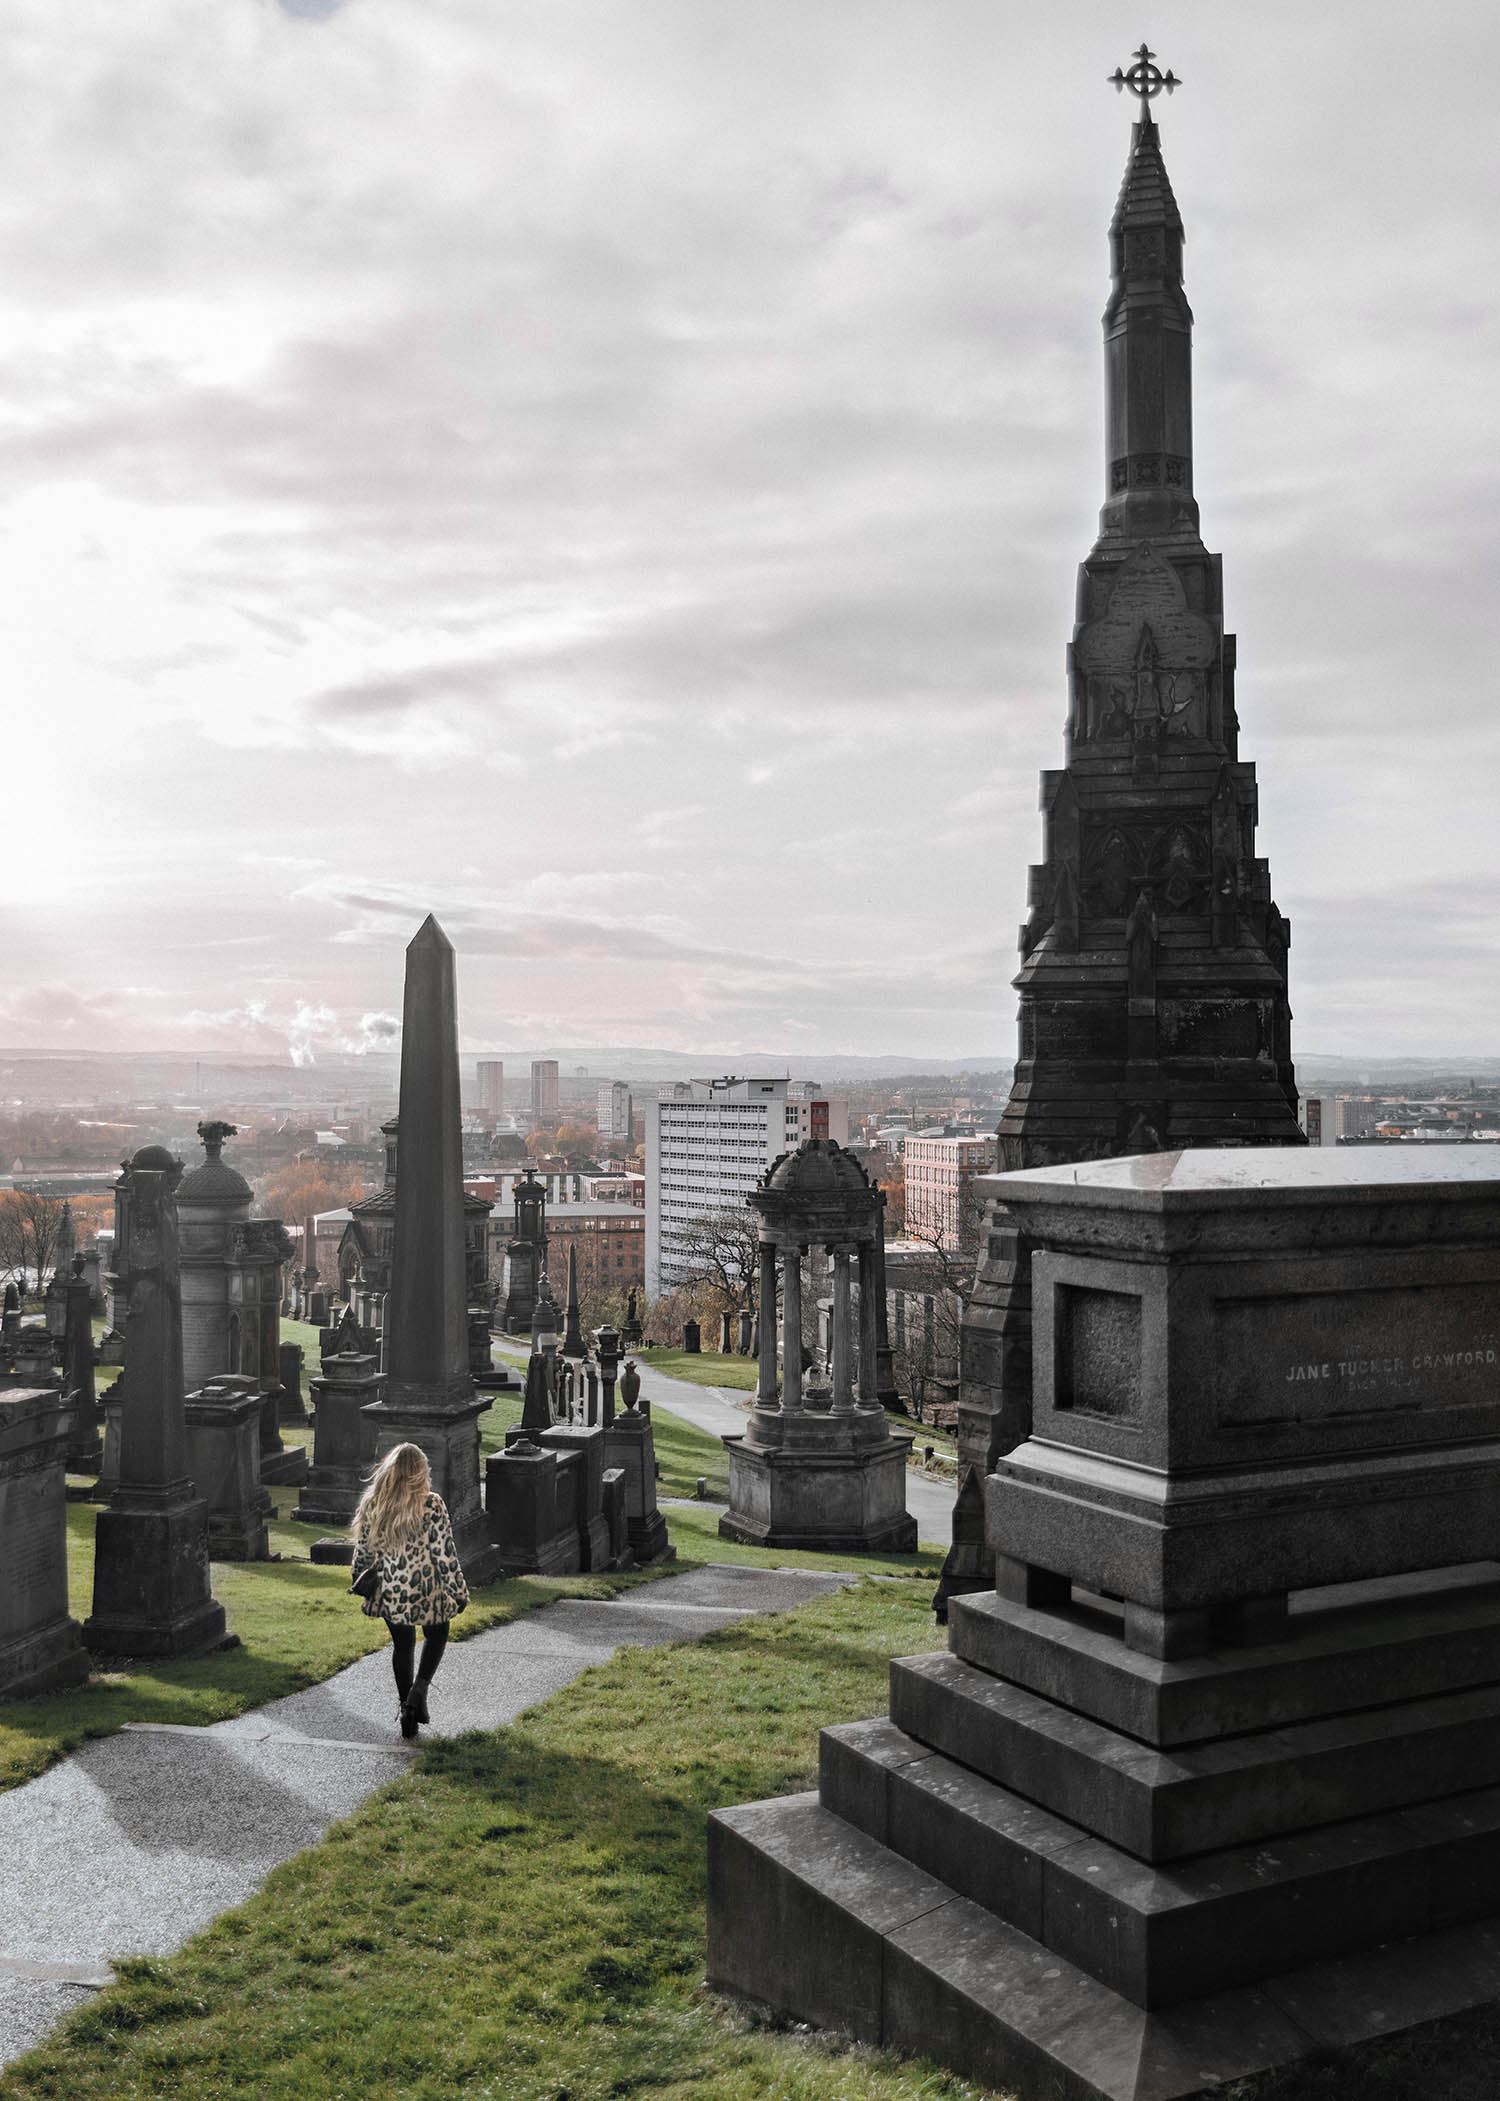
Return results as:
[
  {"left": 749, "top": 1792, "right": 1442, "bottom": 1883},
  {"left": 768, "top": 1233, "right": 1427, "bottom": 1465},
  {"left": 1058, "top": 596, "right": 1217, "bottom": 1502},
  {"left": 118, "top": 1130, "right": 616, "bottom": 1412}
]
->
[{"left": 645, "top": 1076, "right": 848, "bottom": 1296}]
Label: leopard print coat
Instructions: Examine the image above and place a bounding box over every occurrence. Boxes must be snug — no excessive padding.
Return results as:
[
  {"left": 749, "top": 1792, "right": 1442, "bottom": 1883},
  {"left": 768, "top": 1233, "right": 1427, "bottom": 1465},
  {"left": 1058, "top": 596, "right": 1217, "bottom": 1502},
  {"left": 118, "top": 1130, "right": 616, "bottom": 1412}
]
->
[{"left": 350, "top": 1490, "right": 470, "bottom": 1627}]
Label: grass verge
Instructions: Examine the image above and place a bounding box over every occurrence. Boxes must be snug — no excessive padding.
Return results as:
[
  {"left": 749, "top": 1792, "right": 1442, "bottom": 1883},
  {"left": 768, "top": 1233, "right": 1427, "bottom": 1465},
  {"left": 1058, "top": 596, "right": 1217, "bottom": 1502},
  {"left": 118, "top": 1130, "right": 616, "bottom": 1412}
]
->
[
  {"left": 633, "top": 1347, "right": 759, "bottom": 1392},
  {"left": 0, "top": 1576, "right": 980, "bottom": 2101}
]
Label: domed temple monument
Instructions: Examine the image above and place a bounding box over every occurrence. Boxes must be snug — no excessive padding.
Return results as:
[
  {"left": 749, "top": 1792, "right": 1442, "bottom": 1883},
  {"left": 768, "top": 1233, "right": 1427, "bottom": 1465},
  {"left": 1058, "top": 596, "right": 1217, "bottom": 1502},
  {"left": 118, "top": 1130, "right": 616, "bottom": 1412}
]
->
[{"left": 720, "top": 1139, "right": 914, "bottom": 1553}]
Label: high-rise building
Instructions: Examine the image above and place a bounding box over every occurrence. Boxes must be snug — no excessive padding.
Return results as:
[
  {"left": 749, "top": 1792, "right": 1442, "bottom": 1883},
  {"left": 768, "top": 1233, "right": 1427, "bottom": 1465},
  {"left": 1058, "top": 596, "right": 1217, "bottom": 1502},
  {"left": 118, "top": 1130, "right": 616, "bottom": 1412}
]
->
[
  {"left": 477, "top": 1060, "right": 504, "bottom": 1114},
  {"left": 597, "top": 1080, "right": 633, "bottom": 1144},
  {"left": 946, "top": 88, "right": 1305, "bottom": 1611},
  {"left": 645, "top": 1077, "right": 848, "bottom": 1297},
  {"left": 529, "top": 1059, "right": 559, "bottom": 1123}
]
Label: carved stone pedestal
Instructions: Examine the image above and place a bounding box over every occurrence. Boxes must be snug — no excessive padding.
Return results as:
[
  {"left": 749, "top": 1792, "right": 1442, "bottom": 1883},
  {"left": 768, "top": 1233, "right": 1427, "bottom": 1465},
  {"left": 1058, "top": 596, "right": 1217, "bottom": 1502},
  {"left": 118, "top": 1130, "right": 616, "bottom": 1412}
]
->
[
  {"left": 721, "top": 1404, "right": 915, "bottom": 1554},
  {"left": 293, "top": 1348, "right": 380, "bottom": 1529},
  {"left": 185, "top": 1377, "right": 273, "bottom": 1560}
]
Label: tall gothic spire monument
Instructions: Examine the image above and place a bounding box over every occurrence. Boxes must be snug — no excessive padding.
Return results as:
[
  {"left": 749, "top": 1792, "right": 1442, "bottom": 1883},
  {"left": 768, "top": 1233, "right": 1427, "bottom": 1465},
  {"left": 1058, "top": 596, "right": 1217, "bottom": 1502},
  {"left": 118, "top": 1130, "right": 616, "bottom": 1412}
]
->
[{"left": 941, "top": 49, "right": 1305, "bottom": 1612}]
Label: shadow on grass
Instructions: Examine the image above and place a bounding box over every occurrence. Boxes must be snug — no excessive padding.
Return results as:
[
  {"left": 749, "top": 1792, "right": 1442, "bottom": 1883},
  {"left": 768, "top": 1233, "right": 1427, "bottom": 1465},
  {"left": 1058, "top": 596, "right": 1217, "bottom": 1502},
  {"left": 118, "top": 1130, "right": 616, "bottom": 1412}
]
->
[{"left": 1, "top": 1578, "right": 960, "bottom": 2101}]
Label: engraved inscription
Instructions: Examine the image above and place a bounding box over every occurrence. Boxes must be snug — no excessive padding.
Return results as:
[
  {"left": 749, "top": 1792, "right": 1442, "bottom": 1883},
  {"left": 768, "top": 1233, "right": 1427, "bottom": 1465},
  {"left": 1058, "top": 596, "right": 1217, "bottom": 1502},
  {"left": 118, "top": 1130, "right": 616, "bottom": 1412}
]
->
[{"left": 1217, "top": 1284, "right": 1500, "bottom": 1430}]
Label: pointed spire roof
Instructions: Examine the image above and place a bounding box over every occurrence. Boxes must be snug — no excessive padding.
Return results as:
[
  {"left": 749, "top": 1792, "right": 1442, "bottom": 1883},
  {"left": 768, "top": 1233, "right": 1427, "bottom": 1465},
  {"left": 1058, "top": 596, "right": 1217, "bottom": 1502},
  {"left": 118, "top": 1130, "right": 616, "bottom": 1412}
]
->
[{"left": 1110, "top": 109, "right": 1184, "bottom": 243}]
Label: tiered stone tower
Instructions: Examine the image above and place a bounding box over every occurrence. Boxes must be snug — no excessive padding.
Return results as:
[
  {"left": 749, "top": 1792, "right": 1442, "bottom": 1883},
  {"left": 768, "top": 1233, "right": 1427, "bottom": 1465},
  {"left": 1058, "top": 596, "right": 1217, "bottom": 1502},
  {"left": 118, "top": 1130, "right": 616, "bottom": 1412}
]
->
[{"left": 942, "top": 66, "right": 1305, "bottom": 1611}]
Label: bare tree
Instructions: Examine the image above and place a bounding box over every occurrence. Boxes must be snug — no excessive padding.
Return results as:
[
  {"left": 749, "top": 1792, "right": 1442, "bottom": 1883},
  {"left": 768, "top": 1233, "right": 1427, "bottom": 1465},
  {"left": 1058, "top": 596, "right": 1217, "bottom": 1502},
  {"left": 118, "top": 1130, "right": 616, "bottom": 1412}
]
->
[
  {"left": 0, "top": 1190, "right": 68, "bottom": 1295},
  {"left": 888, "top": 1194, "right": 987, "bottom": 1419},
  {"left": 661, "top": 1206, "right": 760, "bottom": 1316}
]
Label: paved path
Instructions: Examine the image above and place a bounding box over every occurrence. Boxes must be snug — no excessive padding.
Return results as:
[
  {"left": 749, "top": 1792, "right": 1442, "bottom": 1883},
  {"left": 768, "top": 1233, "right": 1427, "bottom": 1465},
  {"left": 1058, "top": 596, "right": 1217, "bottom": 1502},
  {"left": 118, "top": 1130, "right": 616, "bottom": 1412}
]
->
[
  {"left": 496, "top": 1345, "right": 959, "bottom": 1546},
  {"left": 0, "top": 1563, "right": 847, "bottom": 2071}
]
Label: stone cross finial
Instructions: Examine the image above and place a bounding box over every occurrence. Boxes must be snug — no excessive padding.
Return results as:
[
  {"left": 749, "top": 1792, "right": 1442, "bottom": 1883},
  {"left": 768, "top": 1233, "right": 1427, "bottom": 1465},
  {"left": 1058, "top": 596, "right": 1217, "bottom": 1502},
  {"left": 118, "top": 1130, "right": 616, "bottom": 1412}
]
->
[{"left": 1109, "top": 43, "right": 1180, "bottom": 109}]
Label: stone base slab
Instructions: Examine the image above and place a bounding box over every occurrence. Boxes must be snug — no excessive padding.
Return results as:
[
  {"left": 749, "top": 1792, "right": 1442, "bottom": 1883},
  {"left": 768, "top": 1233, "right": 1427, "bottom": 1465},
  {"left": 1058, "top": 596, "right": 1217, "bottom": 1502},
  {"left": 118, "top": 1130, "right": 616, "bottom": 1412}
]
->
[
  {"left": 889, "top": 1646, "right": 1500, "bottom": 1862},
  {"left": 83, "top": 1500, "right": 229, "bottom": 1660},
  {"left": 259, "top": 1446, "right": 309, "bottom": 1487},
  {"left": 948, "top": 1563, "right": 1500, "bottom": 1747},
  {"left": 708, "top": 1791, "right": 1500, "bottom": 2101},
  {"left": 820, "top": 1713, "right": 1500, "bottom": 2006},
  {"left": 0, "top": 1615, "right": 90, "bottom": 1700},
  {"left": 719, "top": 1508, "right": 918, "bottom": 1553}
]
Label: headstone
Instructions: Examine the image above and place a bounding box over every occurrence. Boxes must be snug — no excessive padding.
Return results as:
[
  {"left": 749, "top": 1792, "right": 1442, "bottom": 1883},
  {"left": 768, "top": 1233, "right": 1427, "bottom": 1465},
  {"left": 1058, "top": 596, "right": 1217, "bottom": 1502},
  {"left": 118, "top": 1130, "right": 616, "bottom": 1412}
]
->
[
  {"left": 622, "top": 1286, "right": 643, "bottom": 1348},
  {"left": 184, "top": 1375, "right": 273, "bottom": 1559},
  {"left": 594, "top": 1324, "right": 621, "bottom": 1425},
  {"left": 293, "top": 1346, "right": 381, "bottom": 1528},
  {"left": 63, "top": 1257, "right": 102, "bottom": 1474},
  {"left": 737, "top": 1308, "right": 753, "bottom": 1355},
  {"left": 582, "top": 1361, "right": 600, "bottom": 1426},
  {"left": 718, "top": 1310, "right": 733, "bottom": 1354},
  {"left": 277, "top": 1340, "right": 309, "bottom": 1425},
  {"left": 483, "top": 1438, "right": 580, "bottom": 1573},
  {"left": 520, "top": 1351, "right": 552, "bottom": 1433},
  {"left": 0, "top": 1388, "right": 89, "bottom": 1696},
  {"left": 682, "top": 1319, "right": 701, "bottom": 1354},
  {"left": 1, "top": 1281, "right": 19, "bottom": 1338},
  {"left": 361, "top": 916, "right": 499, "bottom": 1583},
  {"left": 600, "top": 1465, "right": 632, "bottom": 1569},
  {"left": 83, "top": 1147, "right": 228, "bottom": 1659},
  {"left": 532, "top": 1422, "right": 614, "bottom": 1570},
  {"left": 80, "top": 1246, "right": 104, "bottom": 1315}
]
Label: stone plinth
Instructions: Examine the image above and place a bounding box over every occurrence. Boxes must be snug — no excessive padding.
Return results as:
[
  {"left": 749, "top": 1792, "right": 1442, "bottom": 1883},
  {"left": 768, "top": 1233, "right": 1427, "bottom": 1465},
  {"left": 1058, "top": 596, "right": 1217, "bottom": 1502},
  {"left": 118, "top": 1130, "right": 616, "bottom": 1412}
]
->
[
  {"left": 0, "top": 1389, "right": 89, "bottom": 1698},
  {"left": 604, "top": 1408, "right": 674, "bottom": 1563},
  {"left": 708, "top": 1147, "right": 1500, "bottom": 2098},
  {"left": 294, "top": 1349, "right": 382, "bottom": 1528},
  {"left": 988, "top": 1148, "right": 1500, "bottom": 1652},
  {"left": 484, "top": 1438, "right": 581, "bottom": 1574},
  {"left": 257, "top": 1390, "right": 308, "bottom": 1488},
  {"left": 184, "top": 1376, "right": 273, "bottom": 1560},
  {"left": 721, "top": 1405, "right": 915, "bottom": 1554},
  {"left": 600, "top": 1465, "right": 632, "bottom": 1569}
]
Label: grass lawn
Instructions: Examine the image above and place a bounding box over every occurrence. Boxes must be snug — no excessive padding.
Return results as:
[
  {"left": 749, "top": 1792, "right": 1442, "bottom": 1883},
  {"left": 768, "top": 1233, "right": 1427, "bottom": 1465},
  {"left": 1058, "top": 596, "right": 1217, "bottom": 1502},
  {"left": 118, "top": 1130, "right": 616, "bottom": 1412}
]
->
[
  {"left": 634, "top": 1347, "right": 759, "bottom": 1393},
  {"left": 0, "top": 1575, "right": 980, "bottom": 2101}
]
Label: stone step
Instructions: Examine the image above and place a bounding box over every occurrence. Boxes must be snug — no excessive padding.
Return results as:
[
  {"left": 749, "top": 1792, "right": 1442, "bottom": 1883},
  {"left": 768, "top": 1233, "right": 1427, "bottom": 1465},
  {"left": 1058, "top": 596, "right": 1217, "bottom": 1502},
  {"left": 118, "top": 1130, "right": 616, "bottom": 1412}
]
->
[
  {"left": 819, "top": 1715, "right": 1500, "bottom": 2007},
  {"left": 949, "top": 1569, "right": 1500, "bottom": 1747},
  {"left": 707, "top": 1788, "right": 1500, "bottom": 2101},
  {"left": 890, "top": 1648, "right": 1500, "bottom": 1861}
]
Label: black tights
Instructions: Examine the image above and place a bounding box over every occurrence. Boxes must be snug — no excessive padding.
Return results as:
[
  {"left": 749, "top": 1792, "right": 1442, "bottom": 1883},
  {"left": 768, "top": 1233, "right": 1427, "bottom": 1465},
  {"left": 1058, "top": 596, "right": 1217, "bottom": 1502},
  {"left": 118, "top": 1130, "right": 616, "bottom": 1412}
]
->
[{"left": 385, "top": 1620, "right": 450, "bottom": 1704}]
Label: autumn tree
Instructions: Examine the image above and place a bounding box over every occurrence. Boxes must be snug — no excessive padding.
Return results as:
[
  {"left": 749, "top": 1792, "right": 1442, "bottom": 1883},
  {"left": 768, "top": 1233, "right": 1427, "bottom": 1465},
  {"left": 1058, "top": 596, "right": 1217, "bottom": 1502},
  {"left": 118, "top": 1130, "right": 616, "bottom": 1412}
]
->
[{"left": 254, "top": 1161, "right": 372, "bottom": 1229}]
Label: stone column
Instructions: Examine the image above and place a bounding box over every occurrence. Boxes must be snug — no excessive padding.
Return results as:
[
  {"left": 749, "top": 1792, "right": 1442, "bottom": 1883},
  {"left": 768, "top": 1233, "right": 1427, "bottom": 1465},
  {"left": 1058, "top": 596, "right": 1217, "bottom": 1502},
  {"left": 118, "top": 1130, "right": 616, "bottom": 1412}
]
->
[
  {"left": 830, "top": 1247, "right": 855, "bottom": 1411},
  {"left": 63, "top": 1259, "right": 102, "bottom": 1473},
  {"left": 781, "top": 1248, "right": 803, "bottom": 1409},
  {"left": 84, "top": 1148, "right": 227, "bottom": 1660},
  {"left": 756, "top": 1243, "right": 779, "bottom": 1405},
  {"left": 857, "top": 1241, "right": 880, "bottom": 1407}
]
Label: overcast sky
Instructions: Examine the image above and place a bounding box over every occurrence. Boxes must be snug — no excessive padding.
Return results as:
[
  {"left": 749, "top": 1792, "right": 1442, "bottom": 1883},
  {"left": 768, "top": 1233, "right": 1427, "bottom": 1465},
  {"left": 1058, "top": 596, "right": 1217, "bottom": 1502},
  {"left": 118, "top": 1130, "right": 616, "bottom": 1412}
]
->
[{"left": 4, "top": 1, "right": 1498, "bottom": 1066}]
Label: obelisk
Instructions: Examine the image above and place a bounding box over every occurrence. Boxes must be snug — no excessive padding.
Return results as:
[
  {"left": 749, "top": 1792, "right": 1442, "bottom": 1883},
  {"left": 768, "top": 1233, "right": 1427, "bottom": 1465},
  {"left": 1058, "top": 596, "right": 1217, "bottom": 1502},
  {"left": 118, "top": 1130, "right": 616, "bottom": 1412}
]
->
[{"left": 363, "top": 917, "right": 500, "bottom": 1583}]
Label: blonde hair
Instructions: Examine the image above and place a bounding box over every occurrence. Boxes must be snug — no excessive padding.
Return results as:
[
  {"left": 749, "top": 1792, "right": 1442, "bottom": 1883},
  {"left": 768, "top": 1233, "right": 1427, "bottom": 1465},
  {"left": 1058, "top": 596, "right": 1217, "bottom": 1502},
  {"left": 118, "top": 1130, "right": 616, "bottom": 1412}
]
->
[{"left": 353, "top": 1442, "right": 431, "bottom": 1552}]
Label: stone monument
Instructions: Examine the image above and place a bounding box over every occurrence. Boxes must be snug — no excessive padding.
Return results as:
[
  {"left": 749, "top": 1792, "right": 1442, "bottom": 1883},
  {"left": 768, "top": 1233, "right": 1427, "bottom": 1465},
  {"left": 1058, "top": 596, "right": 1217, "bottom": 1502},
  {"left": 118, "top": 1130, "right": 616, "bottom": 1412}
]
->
[
  {"left": 720, "top": 1140, "right": 914, "bottom": 1553},
  {"left": 604, "top": 1361, "right": 672, "bottom": 1564},
  {"left": 0, "top": 1385, "right": 89, "bottom": 1697},
  {"left": 501, "top": 1169, "right": 548, "bottom": 1334},
  {"left": 711, "top": 1144, "right": 1500, "bottom": 2097},
  {"left": 177, "top": 1122, "right": 303, "bottom": 1488},
  {"left": 183, "top": 1373, "right": 273, "bottom": 1560},
  {"left": 83, "top": 1146, "right": 227, "bottom": 1659},
  {"left": 293, "top": 1338, "right": 381, "bottom": 1529},
  {"left": 362, "top": 916, "right": 500, "bottom": 1583},
  {"left": 62, "top": 1254, "right": 103, "bottom": 1473},
  {"left": 941, "top": 52, "right": 1306, "bottom": 1617},
  {"left": 560, "top": 1243, "right": 586, "bottom": 1359}
]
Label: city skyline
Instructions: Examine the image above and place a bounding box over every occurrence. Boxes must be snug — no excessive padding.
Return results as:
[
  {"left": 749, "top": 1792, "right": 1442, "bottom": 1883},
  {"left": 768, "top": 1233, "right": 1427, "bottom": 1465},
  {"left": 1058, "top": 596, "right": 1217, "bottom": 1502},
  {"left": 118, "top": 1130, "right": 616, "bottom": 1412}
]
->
[{"left": 8, "top": 4, "right": 1498, "bottom": 1063}]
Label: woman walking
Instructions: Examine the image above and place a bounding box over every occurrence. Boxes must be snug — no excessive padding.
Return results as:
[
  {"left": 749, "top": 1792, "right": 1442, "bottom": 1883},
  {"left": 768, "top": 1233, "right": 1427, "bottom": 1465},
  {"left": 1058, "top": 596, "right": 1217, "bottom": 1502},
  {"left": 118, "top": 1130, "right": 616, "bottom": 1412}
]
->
[{"left": 350, "top": 1442, "right": 469, "bottom": 1739}]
